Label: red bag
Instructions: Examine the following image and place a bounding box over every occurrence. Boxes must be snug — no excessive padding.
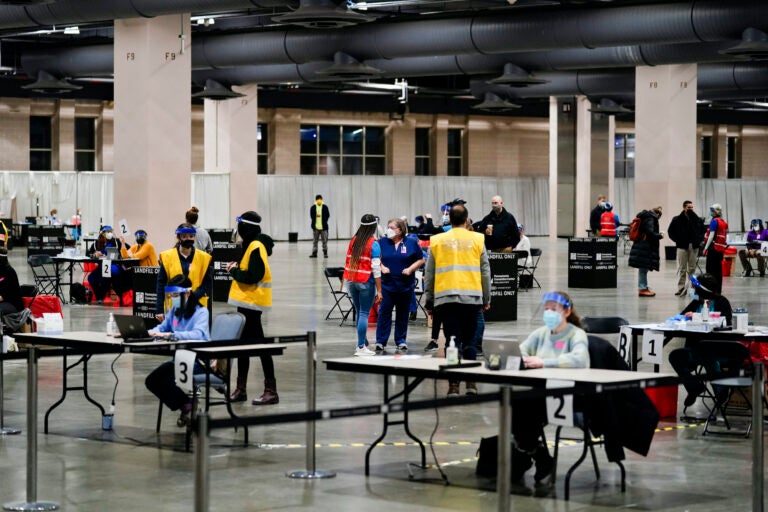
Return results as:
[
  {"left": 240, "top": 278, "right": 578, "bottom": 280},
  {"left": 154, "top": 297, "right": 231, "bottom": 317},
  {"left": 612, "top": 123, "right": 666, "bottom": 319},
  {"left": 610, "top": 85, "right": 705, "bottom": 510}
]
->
[{"left": 23, "top": 295, "right": 64, "bottom": 332}]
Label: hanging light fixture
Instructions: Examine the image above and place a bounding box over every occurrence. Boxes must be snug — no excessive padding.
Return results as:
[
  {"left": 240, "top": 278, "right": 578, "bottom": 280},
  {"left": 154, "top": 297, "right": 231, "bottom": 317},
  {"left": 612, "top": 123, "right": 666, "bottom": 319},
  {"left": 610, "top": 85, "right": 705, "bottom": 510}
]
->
[
  {"left": 273, "top": 0, "right": 373, "bottom": 29},
  {"left": 588, "top": 98, "right": 633, "bottom": 115},
  {"left": 21, "top": 70, "right": 82, "bottom": 94},
  {"left": 315, "top": 52, "right": 383, "bottom": 80},
  {"left": 472, "top": 92, "right": 521, "bottom": 112},
  {"left": 191, "top": 79, "right": 246, "bottom": 100},
  {"left": 487, "top": 63, "right": 548, "bottom": 87},
  {"left": 720, "top": 28, "right": 768, "bottom": 60}
]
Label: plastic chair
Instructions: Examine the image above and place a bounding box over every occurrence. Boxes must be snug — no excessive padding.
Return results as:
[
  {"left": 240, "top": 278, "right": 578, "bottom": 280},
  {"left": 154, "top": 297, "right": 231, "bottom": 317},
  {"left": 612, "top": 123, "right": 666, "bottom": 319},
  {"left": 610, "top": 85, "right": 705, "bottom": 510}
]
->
[
  {"left": 27, "top": 254, "right": 60, "bottom": 299},
  {"left": 518, "top": 248, "right": 541, "bottom": 289},
  {"left": 581, "top": 316, "right": 629, "bottom": 334},
  {"left": 324, "top": 267, "right": 355, "bottom": 326}
]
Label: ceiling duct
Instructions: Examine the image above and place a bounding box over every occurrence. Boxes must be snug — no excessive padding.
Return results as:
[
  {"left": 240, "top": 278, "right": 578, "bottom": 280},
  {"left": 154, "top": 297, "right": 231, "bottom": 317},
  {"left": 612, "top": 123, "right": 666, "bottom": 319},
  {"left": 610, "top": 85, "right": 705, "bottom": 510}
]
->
[
  {"left": 272, "top": 0, "right": 374, "bottom": 29},
  {"left": 315, "top": 52, "right": 382, "bottom": 79},
  {"left": 21, "top": 70, "right": 81, "bottom": 93},
  {"left": 720, "top": 28, "right": 768, "bottom": 60},
  {"left": 487, "top": 63, "right": 548, "bottom": 86},
  {"left": 472, "top": 92, "right": 521, "bottom": 111},
  {"left": 0, "top": 0, "right": 54, "bottom": 4},
  {"left": 191, "top": 79, "right": 245, "bottom": 100},
  {"left": 589, "top": 98, "right": 633, "bottom": 115}
]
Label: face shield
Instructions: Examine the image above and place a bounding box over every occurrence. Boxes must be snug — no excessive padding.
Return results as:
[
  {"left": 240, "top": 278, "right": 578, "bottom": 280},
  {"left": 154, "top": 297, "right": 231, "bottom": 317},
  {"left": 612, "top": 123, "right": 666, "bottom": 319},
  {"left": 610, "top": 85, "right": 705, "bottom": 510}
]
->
[
  {"left": 689, "top": 275, "right": 713, "bottom": 296},
  {"left": 231, "top": 215, "right": 261, "bottom": 242},
  {"left": 164, "top": 285, "right": 189, "bottom": 315},
  {"left": 531, "top": 291, "right": 572, "bottom": 323}
]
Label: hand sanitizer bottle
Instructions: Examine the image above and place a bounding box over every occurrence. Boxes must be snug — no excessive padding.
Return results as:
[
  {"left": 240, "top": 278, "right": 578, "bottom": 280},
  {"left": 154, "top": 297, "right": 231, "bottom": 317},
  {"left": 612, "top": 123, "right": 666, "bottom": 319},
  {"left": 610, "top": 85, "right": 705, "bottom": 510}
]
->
[
  {"left": 702, "top": 300, "right": 710, "bottom": 322},
  {"left": 107, "top": 312, "right": 116, "bottom": 336},
  {"left": 446, "top": 337, "right": 459, "bottom": 365}
]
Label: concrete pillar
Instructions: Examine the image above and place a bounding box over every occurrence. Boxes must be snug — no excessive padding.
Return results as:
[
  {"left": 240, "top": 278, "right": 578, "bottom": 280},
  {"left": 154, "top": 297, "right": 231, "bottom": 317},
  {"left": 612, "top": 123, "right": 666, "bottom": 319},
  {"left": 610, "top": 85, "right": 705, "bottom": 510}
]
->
[
  {"left": 433, "top": 117, "right": 448, "bottom": 176},
  {"left": 113, "top": 14, "right": 191, "bottom": 242},
  {"left": 575, "top": 96, "right": 592, "bottom": 237},
  {"left": 0, "top": 98, "right": 30, "bottom": 170},
  {"left": 549, "top": 97, "right": 577, "bottom": 237},
  {"left": 634, "top": 64, "right": 697, "bottom": 226},
  {"left": 229, "top": 84, "right": 259, "bottom": 217},
  {"left": 591, "top": 110, "right": 612, "bottom": 216},
  {"left": 387, "top": 118, "right": 415, "bottom": 175},
  {"left": 272, "top": 110, "right": 300, "bottom": 175},
  {"left": 55, "top": 100, "right": 75, "bottom": 171}
]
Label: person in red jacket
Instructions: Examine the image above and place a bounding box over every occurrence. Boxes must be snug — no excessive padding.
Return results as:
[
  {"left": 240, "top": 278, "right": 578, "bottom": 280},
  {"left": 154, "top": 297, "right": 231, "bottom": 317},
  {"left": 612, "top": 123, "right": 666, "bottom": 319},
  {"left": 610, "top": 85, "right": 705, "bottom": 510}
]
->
[
  {"left": 702, "top": 203, "right": 728, "bottom": 293},
  {"left": 599, "top": 202, "right": 619, "bottom": 237}
]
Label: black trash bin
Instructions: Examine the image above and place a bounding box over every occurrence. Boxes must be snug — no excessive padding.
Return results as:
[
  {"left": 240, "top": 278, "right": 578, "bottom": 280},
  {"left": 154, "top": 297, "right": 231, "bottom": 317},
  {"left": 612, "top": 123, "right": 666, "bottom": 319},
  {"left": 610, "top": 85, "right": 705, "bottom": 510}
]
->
[
  {"left": 665, "top": 246, "right": 676, "bottom": 260},
  {"left": 288, "top": 232, "right": 298, "bottom": 243}
]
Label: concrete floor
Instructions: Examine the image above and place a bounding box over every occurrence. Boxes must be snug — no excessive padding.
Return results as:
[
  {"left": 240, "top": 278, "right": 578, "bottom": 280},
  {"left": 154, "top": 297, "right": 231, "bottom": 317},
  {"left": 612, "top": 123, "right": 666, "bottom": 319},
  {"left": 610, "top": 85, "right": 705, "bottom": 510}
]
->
[{"left": 0, "top": 237, "right": 764, "bottom": 511}]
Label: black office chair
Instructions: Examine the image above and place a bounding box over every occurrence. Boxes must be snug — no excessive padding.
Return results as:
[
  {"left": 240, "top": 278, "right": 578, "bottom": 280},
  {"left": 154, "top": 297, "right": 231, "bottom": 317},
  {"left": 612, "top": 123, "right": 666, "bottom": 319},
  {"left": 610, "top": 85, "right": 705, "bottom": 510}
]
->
[
  {"left": 324, "top": 267, "right": 354, "bottom": 326},
  {"left": 581, "top": 316, "right": 629, "bottom": 334},
  {"left": 27, "top": 254, "right": 60, "bottom": 298}
]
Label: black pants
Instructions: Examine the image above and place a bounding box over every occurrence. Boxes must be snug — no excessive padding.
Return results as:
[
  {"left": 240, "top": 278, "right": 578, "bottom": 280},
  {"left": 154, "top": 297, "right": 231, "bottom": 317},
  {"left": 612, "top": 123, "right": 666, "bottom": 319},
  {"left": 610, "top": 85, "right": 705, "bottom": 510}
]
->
[
  {"left": 511, "top": 397, "right": 548, "bottom": 452},
  {"left": 145, "top": 360, "right": 204, "bottom": 411},
  {"left": 235, "top": 308, "right": 275, "bottom": 388},
  {"left": 706, "top": 249, "right": 723, "bottom": 293},
  {"left": 437, "top": 302, "right": 479, "bottom": 360}
]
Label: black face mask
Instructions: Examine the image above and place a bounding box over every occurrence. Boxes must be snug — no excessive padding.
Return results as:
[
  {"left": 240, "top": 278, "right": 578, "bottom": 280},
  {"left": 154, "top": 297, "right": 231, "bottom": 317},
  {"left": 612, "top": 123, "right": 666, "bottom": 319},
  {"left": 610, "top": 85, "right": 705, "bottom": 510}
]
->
[
  {"left": 180, "top": 239, "right": 195, "bottom": 249},
  {"left": 136, "top": 237, "right": 146, "bottom": 245}
]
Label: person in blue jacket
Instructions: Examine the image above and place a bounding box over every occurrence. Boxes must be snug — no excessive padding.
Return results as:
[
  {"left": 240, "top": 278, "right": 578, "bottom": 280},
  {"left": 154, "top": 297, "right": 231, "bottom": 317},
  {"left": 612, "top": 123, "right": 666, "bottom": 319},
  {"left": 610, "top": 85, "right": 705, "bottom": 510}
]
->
[
  {"left": 144, "top": 274, "right": 210, "bottom": 427},
  {"left": 375, "top": 218, "right": 424, "bottom": 352}
]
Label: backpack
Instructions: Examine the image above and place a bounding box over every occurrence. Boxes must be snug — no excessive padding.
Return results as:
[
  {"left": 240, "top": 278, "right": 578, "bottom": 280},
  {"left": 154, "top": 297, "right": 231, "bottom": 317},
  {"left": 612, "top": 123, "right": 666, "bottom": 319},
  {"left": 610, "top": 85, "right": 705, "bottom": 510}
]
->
[
  {"left": 70, "top": 282, "right": 92, "bottom": 304},
  {"left": 628, "top": 216, "right": 644, "bottom": 242}
]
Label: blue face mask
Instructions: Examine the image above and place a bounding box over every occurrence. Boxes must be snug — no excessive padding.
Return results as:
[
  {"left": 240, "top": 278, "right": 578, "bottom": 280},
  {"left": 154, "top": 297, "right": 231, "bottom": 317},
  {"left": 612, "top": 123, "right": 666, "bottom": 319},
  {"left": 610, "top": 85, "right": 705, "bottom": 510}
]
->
[
  {"left": 171, "top": 296, "right": 181, "bottom": 310},
  {"left": 688, "top": 288, "right": 699, "bottom": 301},
  {"left": 543, "top": 309, "right": 562, "bottom": 331}
]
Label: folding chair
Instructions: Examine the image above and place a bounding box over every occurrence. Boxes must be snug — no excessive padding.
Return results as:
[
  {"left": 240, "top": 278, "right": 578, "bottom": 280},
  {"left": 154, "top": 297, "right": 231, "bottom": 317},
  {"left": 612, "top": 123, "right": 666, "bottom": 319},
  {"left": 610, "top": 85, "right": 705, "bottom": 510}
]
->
[
  {"left": 581, "top": 316, "right": 629, "bottom": 334},
  {"left": 324, "top": 267, "right": 354, "bottom": 326},
  {"left": 518, "top": 248, "right": 542, "bottom": 289},
  {"left": 699, "top": 341, "right": 763, "bottom": 437},
  {"left": 27, "top": 254, "right": 61, "bottom": 299}
]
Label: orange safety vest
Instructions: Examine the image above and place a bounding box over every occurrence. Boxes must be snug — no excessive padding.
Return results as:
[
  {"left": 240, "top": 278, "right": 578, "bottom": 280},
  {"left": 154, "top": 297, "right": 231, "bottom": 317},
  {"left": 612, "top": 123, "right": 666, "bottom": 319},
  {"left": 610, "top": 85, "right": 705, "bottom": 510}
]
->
[
  {"left": 343, "top": 237, "right": 375, "bottom": 283},
  {"left": 600, "top": 211, "right": 616, "bottom": 236},
  {"left": 706, "top": 217, "right": 729, "bottom": 253}
]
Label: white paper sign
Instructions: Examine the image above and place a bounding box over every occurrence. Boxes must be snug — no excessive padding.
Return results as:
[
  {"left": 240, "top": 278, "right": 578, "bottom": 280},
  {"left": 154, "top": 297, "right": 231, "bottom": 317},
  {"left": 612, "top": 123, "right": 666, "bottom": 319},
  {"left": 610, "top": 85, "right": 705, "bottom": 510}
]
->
[
  {"left": 546, "top": 379, "right": 574, "bottom": 427},
  {"left": 761, "top": 241, "right": 768, "bottom": 257},
  {"left": 117, "top": 218, "right": 131, "bottom": 239},
  {"left": 618, "top": 326, "right": 633, "bottom": 368},
  {"left": 174, "top": 349, "right": 197, "bottom": 394},
  {"left": 102, "top": 258, "right": 112, "bottom": 277},
  {"left": 642, "top": 330, "right": 664, "bottom": 365}
]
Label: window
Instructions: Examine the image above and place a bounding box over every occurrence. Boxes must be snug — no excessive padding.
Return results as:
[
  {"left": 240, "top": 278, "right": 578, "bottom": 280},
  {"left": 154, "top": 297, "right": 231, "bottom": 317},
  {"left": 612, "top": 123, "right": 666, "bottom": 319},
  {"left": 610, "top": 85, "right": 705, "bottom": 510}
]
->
[
  {"left": 300, "top": 124, "right": 386, "bottom": 175},
  {"left": 30, "top": 116, "right": 52, "bottom": 171},
  {"left": 257, "top": 123, "right": 269, "bottom": 175},
  {"left": 700, "top": 136, "right": 713, "bottom": 178},
  {"left": 414, "top": 127, "right": 431, "bottom": 176},
  {"left": 74, "top": 117, "right": 96, "bottom": 171},
  {"left": 446, "top": 128, "right": 463, "bottom": 177},
  {"left": 726, "top": 136, "right": 740, "bottom": 179},
  {"left": 614, "top": 134, "right": 635, "bottom": 178}
]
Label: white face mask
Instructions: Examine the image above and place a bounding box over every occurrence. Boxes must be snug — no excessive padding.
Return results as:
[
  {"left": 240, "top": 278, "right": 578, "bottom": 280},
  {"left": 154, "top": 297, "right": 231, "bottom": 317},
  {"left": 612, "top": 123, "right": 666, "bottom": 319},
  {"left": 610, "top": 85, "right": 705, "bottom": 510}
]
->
[
  {"left": 754, "top": 226, "right": 761, "bottom": 232},
  {"left": 385, "top": 228, "right": 397, "bottom": 239},
  {"left": 105, "top": 232, "right": 113, "bottom": 240}
]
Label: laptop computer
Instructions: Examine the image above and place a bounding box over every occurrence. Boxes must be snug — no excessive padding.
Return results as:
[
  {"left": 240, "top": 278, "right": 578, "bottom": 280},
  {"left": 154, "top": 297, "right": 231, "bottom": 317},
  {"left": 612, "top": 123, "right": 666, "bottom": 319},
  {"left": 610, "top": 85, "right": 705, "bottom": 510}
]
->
[
  {"left": 114, "top": 314, "right": 155, "bottom": 343},
  {"left": 483, "top": 338, "right": 524, "bottom": 370},
  {"left": 105, "top": 247, "right": 119, "bottom": 259}
]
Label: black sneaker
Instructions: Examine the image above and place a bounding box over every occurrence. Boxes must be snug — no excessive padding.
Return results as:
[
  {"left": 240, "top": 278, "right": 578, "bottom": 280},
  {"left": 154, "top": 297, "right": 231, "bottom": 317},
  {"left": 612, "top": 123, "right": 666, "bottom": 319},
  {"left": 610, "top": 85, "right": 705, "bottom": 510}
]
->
[
  {"left": 396, "top": 343, "right": 408, "bottom": 353},
  {"left": 375, "top": 343, "right": 385, "bottom": 353},
  {"left": 309, "top": 254, "right": 317, "bottom": 258},
  {"left": 424, "top": 340, "right": 439, "bottom": 353}
]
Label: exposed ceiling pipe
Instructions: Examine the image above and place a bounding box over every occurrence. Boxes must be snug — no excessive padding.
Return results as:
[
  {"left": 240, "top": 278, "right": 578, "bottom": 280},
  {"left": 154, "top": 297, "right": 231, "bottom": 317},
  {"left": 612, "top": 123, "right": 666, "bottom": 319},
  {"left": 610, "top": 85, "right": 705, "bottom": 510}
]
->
[
  {"left": 0, "top": 0, "right": 294, "bottom": 30},
  {"left": 189, "top": 0, "right": 768, "bottom": 68}
]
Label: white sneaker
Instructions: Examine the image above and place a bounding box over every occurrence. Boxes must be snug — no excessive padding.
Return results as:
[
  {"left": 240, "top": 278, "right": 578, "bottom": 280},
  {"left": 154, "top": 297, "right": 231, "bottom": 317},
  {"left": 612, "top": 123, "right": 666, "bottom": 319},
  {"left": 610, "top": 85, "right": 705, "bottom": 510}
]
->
[{"left": 355, "top": 345, "right": 376, "bottom": 357}]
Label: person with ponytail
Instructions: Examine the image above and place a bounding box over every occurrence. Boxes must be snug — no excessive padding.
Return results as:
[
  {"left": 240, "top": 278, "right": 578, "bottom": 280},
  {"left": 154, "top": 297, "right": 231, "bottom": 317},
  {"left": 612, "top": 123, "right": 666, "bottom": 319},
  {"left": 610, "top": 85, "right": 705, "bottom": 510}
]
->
[
  {"left": 344, "top": 214, "right": 382, "bottom": 356},
  {"left": 227, "top": 211, "right": 278, "bottom": 405}
]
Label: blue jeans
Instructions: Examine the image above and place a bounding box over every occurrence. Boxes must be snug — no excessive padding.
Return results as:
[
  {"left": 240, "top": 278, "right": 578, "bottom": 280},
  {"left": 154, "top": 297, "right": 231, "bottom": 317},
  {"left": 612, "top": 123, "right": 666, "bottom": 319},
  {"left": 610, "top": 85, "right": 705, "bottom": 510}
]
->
[
  {"left": 638, "top": 268, "right": 648, "bottom": 290},
  {"left": 376, "top": 289, "right": 411, "bottom": 346},
  {"left": 348, "top": 280, "right": 376, "bottom": 348}
]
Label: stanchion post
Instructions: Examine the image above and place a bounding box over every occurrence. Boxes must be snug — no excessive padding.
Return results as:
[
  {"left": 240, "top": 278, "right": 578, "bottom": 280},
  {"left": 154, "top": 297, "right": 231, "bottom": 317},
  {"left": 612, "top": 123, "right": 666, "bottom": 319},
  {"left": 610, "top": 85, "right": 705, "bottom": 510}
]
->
[
  {"left": 194, "top": 412, "right": 210, "bottom": 512},
  {"left": 1, "top": 358, "right": 21, "bottom": 435},
  {"left": 496, "top": 386, "right": 511, "bottom": 512},
  {"left": 287, "top": 331, "right": 335, "bottom": 479},
  {"left": 4, "top": 345, "right": 58, "bottom": 511},
  {"left": 752, "top": 361, "right": 764, "bottom": 512}
]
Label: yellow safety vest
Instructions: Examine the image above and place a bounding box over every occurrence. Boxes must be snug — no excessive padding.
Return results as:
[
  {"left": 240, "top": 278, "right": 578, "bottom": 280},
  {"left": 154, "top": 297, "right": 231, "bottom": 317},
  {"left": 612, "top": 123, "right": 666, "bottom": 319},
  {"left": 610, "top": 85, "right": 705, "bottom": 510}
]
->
[
  {"left": 159, "top": 248, "right": 211, "bottom": 308},
  {"left": 430, "top": 228, "right": 484, "bottom": 301},
  {"left": 228, "top": 240, "right": 272, "bottom": 311}
]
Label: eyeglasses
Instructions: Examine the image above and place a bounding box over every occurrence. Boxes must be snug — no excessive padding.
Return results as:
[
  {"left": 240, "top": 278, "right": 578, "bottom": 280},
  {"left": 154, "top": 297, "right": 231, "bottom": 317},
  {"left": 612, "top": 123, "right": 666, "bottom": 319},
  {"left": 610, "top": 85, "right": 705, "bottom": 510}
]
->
[{"left": 387, "top": 225, "right": 399, "bottom": 230}]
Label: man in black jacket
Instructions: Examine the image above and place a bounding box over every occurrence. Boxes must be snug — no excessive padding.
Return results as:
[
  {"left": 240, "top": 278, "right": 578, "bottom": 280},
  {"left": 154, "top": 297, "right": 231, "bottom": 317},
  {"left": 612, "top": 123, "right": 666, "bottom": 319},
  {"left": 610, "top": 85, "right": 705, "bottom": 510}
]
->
[
  {"left": 589, "top": 194, "right": 607, "bottom": 236},
  {"left": 474, "top": 195, "right": 521, "bottom": 252},
  {"left": 667, "top": 200, "right": 705, "bottom": 296},
  {"left": 309, "top": 194, "right": 330, "bottom": 258}
]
